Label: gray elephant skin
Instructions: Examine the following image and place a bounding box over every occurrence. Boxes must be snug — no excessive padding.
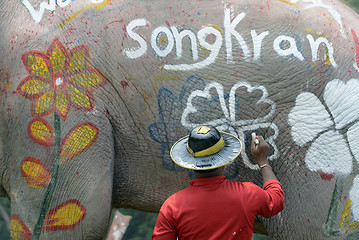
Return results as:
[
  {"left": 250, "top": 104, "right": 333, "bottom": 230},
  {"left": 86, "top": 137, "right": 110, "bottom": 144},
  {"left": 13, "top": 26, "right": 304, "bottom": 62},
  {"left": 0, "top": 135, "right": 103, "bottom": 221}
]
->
[{"left": 1, "top": 0, "right": 359, "bottom": 239}]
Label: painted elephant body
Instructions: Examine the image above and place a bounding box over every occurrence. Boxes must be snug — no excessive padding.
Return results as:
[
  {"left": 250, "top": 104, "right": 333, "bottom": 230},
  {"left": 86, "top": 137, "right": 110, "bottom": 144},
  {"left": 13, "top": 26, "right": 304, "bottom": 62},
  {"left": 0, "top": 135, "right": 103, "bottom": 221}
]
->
[{"left": 1, "top": 0, "right": 359, "bottom": 239}]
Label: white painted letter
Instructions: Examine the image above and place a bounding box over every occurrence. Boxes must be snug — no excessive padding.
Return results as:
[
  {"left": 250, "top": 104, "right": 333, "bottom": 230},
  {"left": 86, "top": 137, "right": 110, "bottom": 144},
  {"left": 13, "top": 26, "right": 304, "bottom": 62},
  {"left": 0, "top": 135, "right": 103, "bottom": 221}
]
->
[
  {"left": 306, "top": 34, "right": 337, "bottom": 68},
  {"left": 224, "top": 8, "right": 250, "bottom": 63},
  {"left": 124, "top": 19, "right": 149, "bottom": 59},
  {"left": 273, "top": 35, "right": 304, "bottom": 61},
  {"left": 163, "top": 26, "right": 222, "bottom": 71},
  {"left": 56, "top": 0, "right": 71, "bottom": 7},
  {"left": 21, "top": 0, "right": 56, "bottom": 23},
  {"left": 251, "top": 30, "right": 269, "bottom": 61},
  {"left": 151, "top": 26, "right": 174, "bottom": 57},
  {"left": 171, "top": 27, "right": 198, "bottom": 61}
]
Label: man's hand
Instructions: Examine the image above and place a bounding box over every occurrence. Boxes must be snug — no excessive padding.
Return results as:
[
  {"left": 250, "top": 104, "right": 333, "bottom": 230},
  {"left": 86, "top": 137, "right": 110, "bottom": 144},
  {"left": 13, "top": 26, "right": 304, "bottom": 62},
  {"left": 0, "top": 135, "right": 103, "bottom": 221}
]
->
[
  {"left": 251, "top": 136, "right": 269, "bottom": 166},
  {"left": 251, "top": 135, "right": 277, "bottom": 183}
]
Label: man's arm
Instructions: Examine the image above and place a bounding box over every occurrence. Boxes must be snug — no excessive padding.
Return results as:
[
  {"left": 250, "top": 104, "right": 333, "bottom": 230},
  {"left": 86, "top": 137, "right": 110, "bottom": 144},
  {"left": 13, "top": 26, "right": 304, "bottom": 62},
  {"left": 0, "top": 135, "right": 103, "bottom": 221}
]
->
[
  {"left": 251, "top": 135, "right": 277, "bottom": 183},
  {"left": 251, "top": 135, "right": 284, "bottom": 217},
  {"left": 152, "top": 206, "right": 177, "bottom": 240}
]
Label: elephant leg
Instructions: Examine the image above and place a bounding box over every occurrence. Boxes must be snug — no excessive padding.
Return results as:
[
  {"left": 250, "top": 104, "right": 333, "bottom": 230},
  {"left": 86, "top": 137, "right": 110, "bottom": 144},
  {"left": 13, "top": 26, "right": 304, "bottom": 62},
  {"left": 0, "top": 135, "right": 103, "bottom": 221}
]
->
[{"left": 9, "top": 113, "right": 114, "bottom": 240}]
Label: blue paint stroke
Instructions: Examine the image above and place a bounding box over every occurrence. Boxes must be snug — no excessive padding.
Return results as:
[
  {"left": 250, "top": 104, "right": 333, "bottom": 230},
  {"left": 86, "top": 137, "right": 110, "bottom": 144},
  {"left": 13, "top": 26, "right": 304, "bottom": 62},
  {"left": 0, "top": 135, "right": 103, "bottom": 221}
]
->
[{"left": 148, "top": 74, "right": 239, "bottom": 179}]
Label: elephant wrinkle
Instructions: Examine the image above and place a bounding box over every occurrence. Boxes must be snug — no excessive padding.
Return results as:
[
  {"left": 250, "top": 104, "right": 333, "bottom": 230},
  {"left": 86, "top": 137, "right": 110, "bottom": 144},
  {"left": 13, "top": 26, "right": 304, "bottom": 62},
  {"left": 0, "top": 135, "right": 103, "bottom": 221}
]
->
[
  {"left": 4, "top": 0, "right": 359, "bottom": 239},
  {"left": 124, "top": 8, "right": 338, "bottom": 70}
]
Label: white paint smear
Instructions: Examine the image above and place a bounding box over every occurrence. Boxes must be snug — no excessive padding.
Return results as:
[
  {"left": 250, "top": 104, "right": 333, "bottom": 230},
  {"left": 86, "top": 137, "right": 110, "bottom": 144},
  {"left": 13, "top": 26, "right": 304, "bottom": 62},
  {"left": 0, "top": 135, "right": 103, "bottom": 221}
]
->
[
  {"left": 151, "top": 26, "right": 175, "bottom": 57},
  {"left": 181, "top": 82, "right": 228, "bottom": 129},
  {"left": 347, "top": 122, "right": 359, "bottom": 164},
  {"left": 288, "top": 92, "right": 332, "bottom": 146},
  {"left": 181, "top": 82, "right": 279, "bottom": 169},
  {"left": 56, "top": 0, "right": 71, "bottom": 8},
  {"left": 289, "top": 0, "right": 344, "bottom": 36},
  {"left": 171, "top": 27, "right": 198, "bottom": 61},
  {"left": 305, "top": 130, "right": 352, "bottom": 175},
  {"left": 306, "top": 35, "right": 337, "bottom": 68},
  {"left": 251, "top": 30, "right": 269, "bottom": 61},
  {"left": 273, "top": 35, "right": 304, "bottom": 61},
  {"left": 349, "top": 175, "right": 359, "bottom": 220},
  {"left": 324, "top": 79, "right": 359, "bottom": 129},
  {"left": 164, "top": 26, "right": 222, "bottom": 70},
  {"left": 228, "top": 82, "right": 275, "bottom": 124},
  {"left": 21, "top": 0, "right": 56, "bottom": 23},
  {"left": 124, "top": 19, "right": 149, "bottom": 59},
  {"left": 224, "top": 8, "right": 250, "bottom": 63}
]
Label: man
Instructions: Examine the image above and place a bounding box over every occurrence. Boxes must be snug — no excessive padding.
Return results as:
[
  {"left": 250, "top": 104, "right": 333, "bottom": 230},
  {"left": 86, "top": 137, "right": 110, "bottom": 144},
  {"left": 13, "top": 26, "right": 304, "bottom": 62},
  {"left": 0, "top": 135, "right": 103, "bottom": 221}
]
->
[{"left": 152, "top": 125, "right": 284, "bottom": 240}]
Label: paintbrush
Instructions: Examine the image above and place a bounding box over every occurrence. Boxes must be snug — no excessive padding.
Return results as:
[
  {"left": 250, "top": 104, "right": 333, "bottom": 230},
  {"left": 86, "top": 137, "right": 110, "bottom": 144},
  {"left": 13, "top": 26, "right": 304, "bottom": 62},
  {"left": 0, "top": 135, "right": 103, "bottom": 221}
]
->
[{"left": 252, "top": 132, "right": 259, "bottom": 147}]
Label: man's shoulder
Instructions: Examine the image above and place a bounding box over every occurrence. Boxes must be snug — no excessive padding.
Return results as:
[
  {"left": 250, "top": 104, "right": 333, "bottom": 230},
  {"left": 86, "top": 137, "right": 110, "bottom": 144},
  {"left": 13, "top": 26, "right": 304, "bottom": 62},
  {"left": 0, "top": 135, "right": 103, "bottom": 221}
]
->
[
  {"left": 165, "top": 185, "right": 192, "bottom": 202},
  {"left": 224, "top": 179, "right": 264, "bottom": 192}
]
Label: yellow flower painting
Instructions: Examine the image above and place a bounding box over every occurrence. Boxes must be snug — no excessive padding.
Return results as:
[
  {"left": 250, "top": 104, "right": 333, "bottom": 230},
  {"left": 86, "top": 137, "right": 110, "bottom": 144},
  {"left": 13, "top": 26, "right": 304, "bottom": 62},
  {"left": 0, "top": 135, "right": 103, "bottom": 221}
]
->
[{"left": 17, "top": 39, "right": 106, "bottom": 120}]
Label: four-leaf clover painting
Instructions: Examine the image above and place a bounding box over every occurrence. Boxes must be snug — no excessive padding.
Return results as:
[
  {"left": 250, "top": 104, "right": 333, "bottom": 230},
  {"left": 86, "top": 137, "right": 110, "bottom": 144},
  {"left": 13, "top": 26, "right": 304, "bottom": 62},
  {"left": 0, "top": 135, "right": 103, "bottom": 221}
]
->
[
  {"left": 288, "top": 79, "right": 359, "bottom": 234},
  {"left": 150, "top": 75, "right": 279, "bottom": 174}
]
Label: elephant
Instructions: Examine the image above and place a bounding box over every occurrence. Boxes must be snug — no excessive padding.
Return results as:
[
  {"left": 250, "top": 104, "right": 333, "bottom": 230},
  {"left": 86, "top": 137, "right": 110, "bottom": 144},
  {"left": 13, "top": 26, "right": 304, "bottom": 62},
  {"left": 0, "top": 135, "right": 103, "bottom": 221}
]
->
[{"left": 2, "top": 0, "right": 359, "bottom": 239}]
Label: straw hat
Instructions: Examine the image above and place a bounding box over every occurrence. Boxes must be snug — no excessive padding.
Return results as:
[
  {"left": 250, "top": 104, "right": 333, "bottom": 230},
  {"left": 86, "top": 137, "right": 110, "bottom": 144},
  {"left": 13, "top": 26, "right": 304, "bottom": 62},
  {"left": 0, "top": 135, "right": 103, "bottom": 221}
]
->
[{"left": 170, "top": 125, "right": 242, "bottom": 170}]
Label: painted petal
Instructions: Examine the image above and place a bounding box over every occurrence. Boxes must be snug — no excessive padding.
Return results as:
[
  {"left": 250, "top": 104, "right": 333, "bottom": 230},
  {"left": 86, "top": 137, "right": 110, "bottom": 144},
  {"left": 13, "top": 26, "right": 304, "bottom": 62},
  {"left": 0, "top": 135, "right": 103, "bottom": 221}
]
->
[
  {"left": 10, "top": 214, "right": 32, "bottom": 240},
  {"left": 288, "top": 92, "right": 333, "bottom": 146},
  {"left": 59, "top": 122, "right": 98, "bottom": 162},
  {"left": 340, "top": 198, "right": 359, "bottom": 233},
  {"left": 350, "top": 175, "right": 359, "bottom": 221},
  {"left": 31, "top": 91, "right": 54, "bottom": 117},
  {"left": 348, "top": 122, "right": 359, "bottom": 165},
  {"left": 48, "top": 40, "right": 68, "bottom": 74},
  {"left": 305, "top": 130, "right": 352, "bottom": 175},
  {"left": 66, "top": 85, "right": 93, "bottom": 111},
  {"left": 42, "top": 199, "right": 86, "bottom": 231},
  {"left": 68, "top": 70, "right": 105, "bottom": 90},
  {"left": 67, "top": 46, "right": 90, "bottom": 72},
  {"left": 21, "top": 157, "right": 51, "bottom": 188},
  {"left": 28, "top": 118, "right": 54, "bottom": 146},
  {"left": 17, "top": 76, "right": 52, "bottom": 100},
  {"left": 324, "top": 79, "right": 359, "bottom": 129},
  {"left": 55, "top": 90, "right": 70, "bottom": 120},
  {"left": 22, "top": 52, "right": 51, "bottom": 80}
]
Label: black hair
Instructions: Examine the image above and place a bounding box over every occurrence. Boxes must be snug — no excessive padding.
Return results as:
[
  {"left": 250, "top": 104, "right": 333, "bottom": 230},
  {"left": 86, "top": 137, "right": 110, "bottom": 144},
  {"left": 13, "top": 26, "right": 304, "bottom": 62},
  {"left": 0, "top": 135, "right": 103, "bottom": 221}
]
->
[{"left": 193, "top": 168, "right": 219, "bottom": 174}]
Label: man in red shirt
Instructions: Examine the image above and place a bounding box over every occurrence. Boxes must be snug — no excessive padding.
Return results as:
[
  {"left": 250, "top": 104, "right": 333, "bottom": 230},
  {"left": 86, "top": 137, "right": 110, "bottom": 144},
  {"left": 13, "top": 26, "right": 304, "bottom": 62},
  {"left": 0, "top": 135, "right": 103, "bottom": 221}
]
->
[{"left": 152, "top": 125, "right": 284, "bottom": 240}]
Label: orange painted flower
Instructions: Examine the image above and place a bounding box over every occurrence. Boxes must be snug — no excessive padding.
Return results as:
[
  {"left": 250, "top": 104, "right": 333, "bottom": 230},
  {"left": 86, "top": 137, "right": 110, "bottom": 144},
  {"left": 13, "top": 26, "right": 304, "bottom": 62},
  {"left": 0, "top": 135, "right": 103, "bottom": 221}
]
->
[
  {"left": 21, "top": 157, "right": 51, "bottom": 188},
  {"left": 17, "top": 39, "right": 106, "bottom": 120},
  {"left": 11, "top": 214, "right": 32, "bottom": 240},
  {"left": 42, "top": 199, "right": 86, "bottom": 231}
]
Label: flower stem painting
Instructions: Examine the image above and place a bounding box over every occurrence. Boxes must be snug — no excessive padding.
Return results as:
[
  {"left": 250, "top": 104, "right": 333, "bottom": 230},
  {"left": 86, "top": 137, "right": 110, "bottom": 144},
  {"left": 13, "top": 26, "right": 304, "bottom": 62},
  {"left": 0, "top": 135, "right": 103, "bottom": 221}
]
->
[{"left": 12, "top": 39, "right": 105, "bottom": 239}]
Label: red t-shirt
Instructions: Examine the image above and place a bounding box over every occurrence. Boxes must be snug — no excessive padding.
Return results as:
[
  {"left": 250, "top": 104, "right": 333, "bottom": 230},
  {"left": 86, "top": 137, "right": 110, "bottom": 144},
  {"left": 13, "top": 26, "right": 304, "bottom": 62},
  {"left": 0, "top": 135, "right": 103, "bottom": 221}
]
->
[{"left": 152, "top": 176, "right": 284, "bottom": 240}]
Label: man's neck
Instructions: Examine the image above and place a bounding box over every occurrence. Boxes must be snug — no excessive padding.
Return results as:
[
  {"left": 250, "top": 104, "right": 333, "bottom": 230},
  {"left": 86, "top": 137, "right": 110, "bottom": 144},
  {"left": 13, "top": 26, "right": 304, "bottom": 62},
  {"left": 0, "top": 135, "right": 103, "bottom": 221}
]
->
[{"left": 193, "top": 167, "right": 225, "bottom": 179}]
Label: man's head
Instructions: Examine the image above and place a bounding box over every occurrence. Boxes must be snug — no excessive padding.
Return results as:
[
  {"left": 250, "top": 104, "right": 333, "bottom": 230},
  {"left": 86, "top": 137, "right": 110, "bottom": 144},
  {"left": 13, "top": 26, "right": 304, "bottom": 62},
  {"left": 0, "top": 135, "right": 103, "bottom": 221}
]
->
[{"left": 170, "top": 125, "right": 242, "bottom": 171}]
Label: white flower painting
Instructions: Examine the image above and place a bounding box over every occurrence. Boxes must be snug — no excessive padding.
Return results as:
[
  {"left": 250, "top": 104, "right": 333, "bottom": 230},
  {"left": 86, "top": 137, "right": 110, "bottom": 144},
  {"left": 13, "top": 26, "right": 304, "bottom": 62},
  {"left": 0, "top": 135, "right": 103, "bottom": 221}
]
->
[{"left": 288, "top": 79, "right": 359, "bottom": 222}]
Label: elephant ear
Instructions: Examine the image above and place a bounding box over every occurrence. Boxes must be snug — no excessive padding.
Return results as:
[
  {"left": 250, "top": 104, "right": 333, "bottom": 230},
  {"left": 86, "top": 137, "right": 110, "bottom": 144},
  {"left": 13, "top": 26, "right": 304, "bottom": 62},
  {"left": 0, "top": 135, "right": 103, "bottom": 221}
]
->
[{"left": 59, "top": 122, "right": 98, "bottom": 163}]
